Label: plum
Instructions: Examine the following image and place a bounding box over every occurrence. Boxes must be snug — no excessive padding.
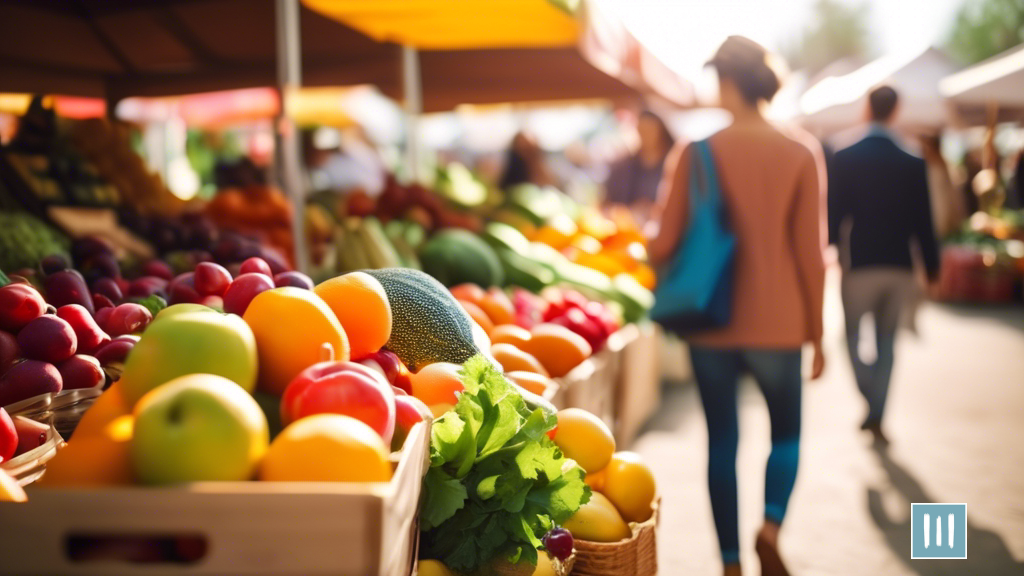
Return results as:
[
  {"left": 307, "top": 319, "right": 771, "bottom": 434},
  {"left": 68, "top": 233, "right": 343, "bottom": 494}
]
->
[
  {"left": 0, "top": 360, "right": 62, "bottom": 406},
  {"left": 168, "top": 273, "right": 202, "bottom": 305},
  {"left": 40, "top": 254, "right": 70, "bottom": 276},
  {"left": 56, "top": 304, "right": 110, "bottom": 355},
  {"left": 222, "top": 273, "right": 274, "bottom": 315},
  {"left": 194, "top": 262, "right": 232, "bottom": 296},
  {"left": 239, "top": 257, "right": 273, "bottom": 277},
  {"left": 44, "top": 270, "right": 95, "bottom": 315},
  {"left": 0, "top": 331, "right": 20, "bottom": 377},
  {"left": 17, "top": 315, "right": 77, "bottom": 363},
  {"left": 92, "top": 277, "right": 123, "bottom": 303},
  {"left": 127, "top": 276, "right": 168, "bottom": 300},
  {"left": 103, "top": 304, "right": 153, "bottom": 337},
  {"left": 274, "top": 271, "right": 313, "bottom": 290},
  {"left": 93, "top": 334, "right": 139, "bottom": 366},
  {"left": 56, "top": 355, "right": 105, "bottom": 390},
  {"left": 0, "top": 283, "right": 46, "bottom": 332}
]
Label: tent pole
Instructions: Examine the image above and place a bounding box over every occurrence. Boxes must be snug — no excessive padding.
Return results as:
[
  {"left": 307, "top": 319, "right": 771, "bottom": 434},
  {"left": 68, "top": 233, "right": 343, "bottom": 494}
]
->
[
  {"left": 402, "top": 45, "right": 423, "bottom": 183},
  {"left": 275, "top": 0, "right": 309, "bottom": 273}
]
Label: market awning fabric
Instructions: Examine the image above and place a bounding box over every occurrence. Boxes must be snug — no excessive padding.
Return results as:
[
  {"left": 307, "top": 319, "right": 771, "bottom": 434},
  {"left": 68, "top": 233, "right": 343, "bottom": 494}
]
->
[
  {"left": 0, "top": 0, "right": 400, "bottom": 100},
  {"left": 301, "top": 0, "right": 579, "bottom": 50}
]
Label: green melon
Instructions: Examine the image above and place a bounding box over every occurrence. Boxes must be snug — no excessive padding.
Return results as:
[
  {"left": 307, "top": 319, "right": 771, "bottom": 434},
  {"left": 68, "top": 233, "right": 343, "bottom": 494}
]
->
[
  {"left": 363, "top": 268, "right": 484, "bottom": 372},
  {"left": 418, "top": 229, "right": 504, "bottom": 288}
]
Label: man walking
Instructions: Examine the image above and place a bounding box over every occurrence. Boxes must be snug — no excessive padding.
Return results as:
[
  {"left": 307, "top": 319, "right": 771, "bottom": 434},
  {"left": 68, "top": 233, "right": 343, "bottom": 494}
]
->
[{"left": 829, "top": 86, "right": 941, "bottom": 444}]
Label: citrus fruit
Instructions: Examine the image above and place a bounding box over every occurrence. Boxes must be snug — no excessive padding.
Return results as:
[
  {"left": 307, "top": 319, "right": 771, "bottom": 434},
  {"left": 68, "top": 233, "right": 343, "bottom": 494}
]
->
[
  {"left": 410, "top": 362, "right": 464, "bottom": 406},
  {"left": 491, "top": 343, "right": 548, "bottom": 376},
  {"left": 418, "top": 560, "right": 456, "bottom": 576},
  {"left": 0, "top": 469, "right": 26, "bottom": 502},
  {"left": 552, "top": 408, "right": 615, "bottom": 473},
  {"left": 602, "top": 451, "right": 656, "bottom": 522},
  {"left": 260, "top": 414, "right": 391, "bottom": 482},
  {"left": 505, "top": 371, "right": 555, "bottom": 397},
  {"left": 74, "top": 380, "right": 130, "bottom": 436},
  {"left": 563, "top": 491, "right": 631, "bottom": 543},
  {"left": 244, "top": 287, "right": 349, "bottom": 395},
  {"left": 489, "top": 324, "right": 532, "bottom": 349},
  {"left": 522, "top": 324, "right": 592, "bottom": 378},
  {"left": 40, "top": 414, "right": 135, "bottom": 486},
  {"left": 313, "top": 272, "right": 392, "bottom": 360},
  {"left": 457, "top": 300, "right": 494, "bottom": 335},
  {"left": 449, "top": 283, "right": 485, "bottom": 306},
  {"left": 479, "top": 288, "right": 514, "bottom": 326}
]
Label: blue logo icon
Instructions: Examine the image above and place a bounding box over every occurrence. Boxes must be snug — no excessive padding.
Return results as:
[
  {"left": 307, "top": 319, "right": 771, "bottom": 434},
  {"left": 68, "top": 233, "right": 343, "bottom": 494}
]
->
[{"left": 911, "top": 503, "right": 967, "bottom": 559}]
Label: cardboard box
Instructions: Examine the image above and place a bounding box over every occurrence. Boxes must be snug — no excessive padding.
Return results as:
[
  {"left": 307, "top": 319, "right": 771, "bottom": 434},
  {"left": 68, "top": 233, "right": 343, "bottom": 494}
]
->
[{"left": 0, "top": 421, "right": 430, "bottom": 576}]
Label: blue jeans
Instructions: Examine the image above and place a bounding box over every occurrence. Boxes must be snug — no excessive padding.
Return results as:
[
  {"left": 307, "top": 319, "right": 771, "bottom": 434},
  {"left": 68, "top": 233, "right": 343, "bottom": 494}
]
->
[{"left": 690, "top": 347, "right": 803, "bottom": 565}]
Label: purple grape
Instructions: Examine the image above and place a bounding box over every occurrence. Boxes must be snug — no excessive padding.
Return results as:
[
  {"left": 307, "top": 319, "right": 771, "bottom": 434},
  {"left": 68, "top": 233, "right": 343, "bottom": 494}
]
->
[
  {"left": 274, "top": 271, "right": 313, "bottom": 290},
  {"left": 542, "top": 527, "right": 574, "bottom": 561}
]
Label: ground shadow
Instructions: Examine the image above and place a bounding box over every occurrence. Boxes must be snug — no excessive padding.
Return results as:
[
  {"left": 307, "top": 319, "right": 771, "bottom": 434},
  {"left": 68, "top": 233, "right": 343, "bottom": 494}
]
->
[
  {"left": 935, "top": 302, "right": 1024, "bottom": 334},
  {"left": 867, "top": 445, "right": 1024, "bottom": 575}
]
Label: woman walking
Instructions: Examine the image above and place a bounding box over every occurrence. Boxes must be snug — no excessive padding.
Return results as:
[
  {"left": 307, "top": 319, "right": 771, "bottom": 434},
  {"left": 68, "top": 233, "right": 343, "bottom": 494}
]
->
[{"left": 648, "top": 36, "right": 826, "bottom": 576}]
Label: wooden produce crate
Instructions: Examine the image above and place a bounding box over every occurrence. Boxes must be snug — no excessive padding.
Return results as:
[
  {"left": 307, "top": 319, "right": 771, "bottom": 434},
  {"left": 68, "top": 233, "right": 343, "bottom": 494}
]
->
[
  {"left": 553, "top": 327, "right": 632, "bottom": 430},
  {"left": 613, "top": 323, "right": 662, "bottom": 447},
  {"left": 0, "top": 421, "right": 431, "bottom": 576}
]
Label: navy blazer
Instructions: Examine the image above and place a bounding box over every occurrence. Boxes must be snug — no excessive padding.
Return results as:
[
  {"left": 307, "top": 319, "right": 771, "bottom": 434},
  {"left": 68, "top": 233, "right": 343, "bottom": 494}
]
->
[{"left": 828, "top": 132, "right": 940, "bottom": 280}]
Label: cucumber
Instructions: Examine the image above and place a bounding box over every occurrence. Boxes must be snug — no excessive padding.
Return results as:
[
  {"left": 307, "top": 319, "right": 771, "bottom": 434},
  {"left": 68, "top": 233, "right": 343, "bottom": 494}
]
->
[{"left": 495, "top": 247, "right": 554, "bottom": 293}]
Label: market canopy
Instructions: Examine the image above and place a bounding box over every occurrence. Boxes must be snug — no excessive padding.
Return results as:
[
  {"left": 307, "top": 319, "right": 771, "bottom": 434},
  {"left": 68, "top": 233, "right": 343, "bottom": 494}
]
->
[
  {"left": 302, "top": 0, "right": 580, "bottom": 50},
  {"left": 798, "top": 46, "right": 958, "bottom": 134},
  {"left": 940, "top": 43, "right": 1024, "bottom": 124},
  {"left": 0, "top": 0, "right": 647, "bottom": 110}
]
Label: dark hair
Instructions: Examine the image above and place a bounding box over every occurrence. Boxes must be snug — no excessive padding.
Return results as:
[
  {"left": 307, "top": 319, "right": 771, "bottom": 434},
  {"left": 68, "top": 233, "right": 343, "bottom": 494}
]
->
[
  {"left": 868, "top": 86, "right": 899, "bottom": 122},
  {"left": 708, "top": 36, "right": 781, "bottom": 106},
  {"left": 637, "top": 110, "right": 676, "bottom": 152}
]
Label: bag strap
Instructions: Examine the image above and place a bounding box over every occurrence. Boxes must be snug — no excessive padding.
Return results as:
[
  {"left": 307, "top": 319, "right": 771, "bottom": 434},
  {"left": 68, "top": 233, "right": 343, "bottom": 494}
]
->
[{"left": 689, "top": 139, "right": 722, "bottom": 212}]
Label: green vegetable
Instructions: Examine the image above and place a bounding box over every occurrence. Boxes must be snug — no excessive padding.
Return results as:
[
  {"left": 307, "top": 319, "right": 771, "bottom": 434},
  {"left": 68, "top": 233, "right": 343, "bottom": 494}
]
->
[
  {"left": 420, "top": 356, "right": 590, "bottom": 573},
  {"left": 419, "top": 229, "right": 504, "bottom": 288},
  {"left": 133, "top": 295, "right": 168, "bottom": 317},
  {"left": 0, "top": 269, "right": 10, "bottom": 287},
  {"left": 0, "top": 212, "right": 71, "bottom": 273}
]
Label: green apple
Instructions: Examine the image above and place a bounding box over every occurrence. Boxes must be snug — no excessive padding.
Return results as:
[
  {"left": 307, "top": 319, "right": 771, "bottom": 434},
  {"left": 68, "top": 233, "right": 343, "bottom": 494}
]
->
[
  {"left": 131, "top": 374, "right": 268, "bottom": 484},
  {"left": 155, "top": 303, "right": 216, "bottom": 321},
  {"left": 121, "top": 311, "right": 257, "bottom": 405}
]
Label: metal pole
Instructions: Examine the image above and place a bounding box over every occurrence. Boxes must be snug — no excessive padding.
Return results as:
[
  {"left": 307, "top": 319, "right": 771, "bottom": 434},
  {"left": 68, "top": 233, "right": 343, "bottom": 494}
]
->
[
  {"left": 275, "top": 0, "right": 309, "bottom": 272},
  {"left": 402, "top": 45, "right": 422, "bottom": 183}
]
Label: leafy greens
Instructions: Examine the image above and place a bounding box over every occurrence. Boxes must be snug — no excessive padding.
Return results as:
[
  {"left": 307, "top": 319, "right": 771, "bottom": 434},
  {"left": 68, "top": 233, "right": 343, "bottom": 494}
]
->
[{"left": 419, "top": 355, "right": 590, "bottom": 573}]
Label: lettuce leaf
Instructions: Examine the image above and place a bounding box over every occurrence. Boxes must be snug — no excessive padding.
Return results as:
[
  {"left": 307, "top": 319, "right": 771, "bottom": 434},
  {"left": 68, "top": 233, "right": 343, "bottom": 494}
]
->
[{"left": 419, "top": 356, "right": 591, "bottom": 573}]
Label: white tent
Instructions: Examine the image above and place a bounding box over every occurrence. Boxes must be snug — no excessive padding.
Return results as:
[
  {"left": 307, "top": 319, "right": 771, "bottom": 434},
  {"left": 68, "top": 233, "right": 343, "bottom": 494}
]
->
[
  {"left": 798, "top": 46, "right": 959, "bottom": 135},
  {"left": 940, "top": 43, "right": 1024, "bottom": 125}
]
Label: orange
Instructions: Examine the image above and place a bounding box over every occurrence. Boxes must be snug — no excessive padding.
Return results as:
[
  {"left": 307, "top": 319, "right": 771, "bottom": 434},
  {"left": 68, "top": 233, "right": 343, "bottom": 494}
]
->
[
  {"left": 260, "top": 414, "right": 391, "bottom": 482},
  {"left": 74, "top": 380, "right": 131, "bottom": 436},
  {"left": 533, "top": 214, "right": 578, "bottom": 250},
  {"left": 575, "top": 251, "right": 627, "bottom": 277},
  {"left": 490, "top": 324, "right": 532, "bottom": 349},
  {"left": 449, "top": 283, "right": 485, "bottom": 306},
  {"left": 314, "top": 272, "right": 391, "bottom": 360},
  {"left": 410, "top": 362, "right": 465, "bottom": 406},
  {"left": 630, "top": 264, "right": 657, "bottom": 290},
  {"left": 602, "top": 451, "right": 656, "bottom": 522},
  {"left": 522, "top": 324, "right": 593, "bottom": 378},
  {"left": 552, "top": 408, "right": 615, "bottom": 474},
  {"left": 478, "top": 287, "right": 515, "bottom": 326},
  {"left": 506, "top": 371, "right": 555, "bottom": 397},
  {"left": 457, "top": 300, "right": 494, "bottom": 335},
  {"left": 491, "top": 344, "right": 548, "bottom": 376},
  {"left": 39, "top": 414, "right": 135, "bottom": 486},
  {"left": 585, "top": 468, "right": 607, "bottom": 492},
  {"left": 244, "top": 287, "right": 350, "bottom": 395},
  {"left": 0, "top": 469, "right": 26, "bottom": 502}
]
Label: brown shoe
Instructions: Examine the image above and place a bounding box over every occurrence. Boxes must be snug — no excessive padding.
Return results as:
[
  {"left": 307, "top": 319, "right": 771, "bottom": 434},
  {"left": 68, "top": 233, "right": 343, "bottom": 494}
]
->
[{"left": 755, "top": 530, "right": 790, "bottom": 576}]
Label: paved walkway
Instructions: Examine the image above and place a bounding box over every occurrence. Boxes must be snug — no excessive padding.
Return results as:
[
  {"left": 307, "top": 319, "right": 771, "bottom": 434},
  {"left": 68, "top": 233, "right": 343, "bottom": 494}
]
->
[{"left": 633, "top": 272, "right": 1024, "bottom": 575}]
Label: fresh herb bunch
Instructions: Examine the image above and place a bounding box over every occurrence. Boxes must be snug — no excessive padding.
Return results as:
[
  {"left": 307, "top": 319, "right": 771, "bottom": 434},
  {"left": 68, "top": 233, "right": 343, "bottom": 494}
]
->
[{"left": 420, "top": 355, "right": 590, "bottom": 573}]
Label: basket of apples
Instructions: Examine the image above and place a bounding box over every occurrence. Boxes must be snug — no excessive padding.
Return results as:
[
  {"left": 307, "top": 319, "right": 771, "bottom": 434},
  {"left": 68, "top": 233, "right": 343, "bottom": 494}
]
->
[{"left": 0, "top": 264, "right": 432, "bottom": 576}]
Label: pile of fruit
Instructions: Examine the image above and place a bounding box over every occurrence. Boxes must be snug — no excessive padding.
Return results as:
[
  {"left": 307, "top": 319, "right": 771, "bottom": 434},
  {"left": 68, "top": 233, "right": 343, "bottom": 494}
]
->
[
  {"left": 205, "top": 185, "right": 295, "bottom": 265},
  {"left": 0, "top": 279, "right": 146, "bottom": 407}
]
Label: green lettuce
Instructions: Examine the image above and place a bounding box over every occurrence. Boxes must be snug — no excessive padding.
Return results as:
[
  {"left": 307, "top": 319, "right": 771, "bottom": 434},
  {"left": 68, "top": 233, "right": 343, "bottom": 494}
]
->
[{"left": 420, "top": 356, "right": 590, "bottom": 573}]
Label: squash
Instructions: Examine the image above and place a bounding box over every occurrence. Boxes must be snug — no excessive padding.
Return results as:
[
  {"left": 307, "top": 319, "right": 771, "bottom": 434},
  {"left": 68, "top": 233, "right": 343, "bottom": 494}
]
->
[{"left": 363, "top": 268, "right": 484, "bottom": 372}]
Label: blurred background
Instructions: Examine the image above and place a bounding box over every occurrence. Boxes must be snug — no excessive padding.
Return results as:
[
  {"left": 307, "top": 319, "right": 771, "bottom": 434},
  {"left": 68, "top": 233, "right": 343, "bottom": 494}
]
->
[{"left": 1, "top": 0, "right": 1023, "bottom": 574}]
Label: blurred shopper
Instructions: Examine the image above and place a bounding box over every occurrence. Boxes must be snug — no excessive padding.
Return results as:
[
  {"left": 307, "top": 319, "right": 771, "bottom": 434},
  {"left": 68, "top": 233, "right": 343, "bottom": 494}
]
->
[
  {"left": 499, "top": 131, "right": 557, "bottom": 190},
  {"left": 829, "top": 86, "right": 940, "bottom": 444},
  {"left": 648, "top": 36, "right": 825, "bottom": 576},
  {"left": 604, "top": 110, "right": 676, "bottom": 222}
]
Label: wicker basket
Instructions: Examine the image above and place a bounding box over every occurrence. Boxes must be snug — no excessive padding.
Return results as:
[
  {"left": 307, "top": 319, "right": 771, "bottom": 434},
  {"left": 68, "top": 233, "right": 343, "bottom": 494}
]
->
[{"left": 571, "top": 499, "right": 659, "bottom": 576}]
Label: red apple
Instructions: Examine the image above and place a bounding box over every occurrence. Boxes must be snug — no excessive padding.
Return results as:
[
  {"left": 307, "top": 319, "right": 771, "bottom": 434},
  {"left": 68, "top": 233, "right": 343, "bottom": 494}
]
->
[
  {"left": 0, "top": 407, "right": 16, "bottom": 463},
  {"left": 358, "top": 350, "right": 413, "bottom": 395},
  {"left": 391, "top": 395, "right": 430, "bottom": 451},
  {"left": 280, "top": 361, "right": 396, "bottom": 443}
]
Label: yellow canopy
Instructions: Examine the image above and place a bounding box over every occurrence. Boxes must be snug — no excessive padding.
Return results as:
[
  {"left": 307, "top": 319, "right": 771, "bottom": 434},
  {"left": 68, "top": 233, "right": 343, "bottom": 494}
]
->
[{"left": 301, "top": 0, "right": 579, "bottom": 50}]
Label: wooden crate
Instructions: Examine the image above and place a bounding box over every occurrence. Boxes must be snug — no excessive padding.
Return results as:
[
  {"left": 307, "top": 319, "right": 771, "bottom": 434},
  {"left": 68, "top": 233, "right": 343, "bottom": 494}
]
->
[
  {"left": 613, "top": 323, "right": 662, "bottom": 447},
  {"left": 0, "top": 421, "right": 430, "bottom": 576},
  {"left": 553, "top": 327, "right": 632, "bottom": 430}
]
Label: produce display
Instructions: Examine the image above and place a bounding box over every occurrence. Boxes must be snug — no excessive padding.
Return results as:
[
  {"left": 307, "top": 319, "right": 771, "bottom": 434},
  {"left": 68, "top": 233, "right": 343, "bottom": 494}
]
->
[{"left": 940, "top": 209, "right": 1024, "bottom": 303}]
